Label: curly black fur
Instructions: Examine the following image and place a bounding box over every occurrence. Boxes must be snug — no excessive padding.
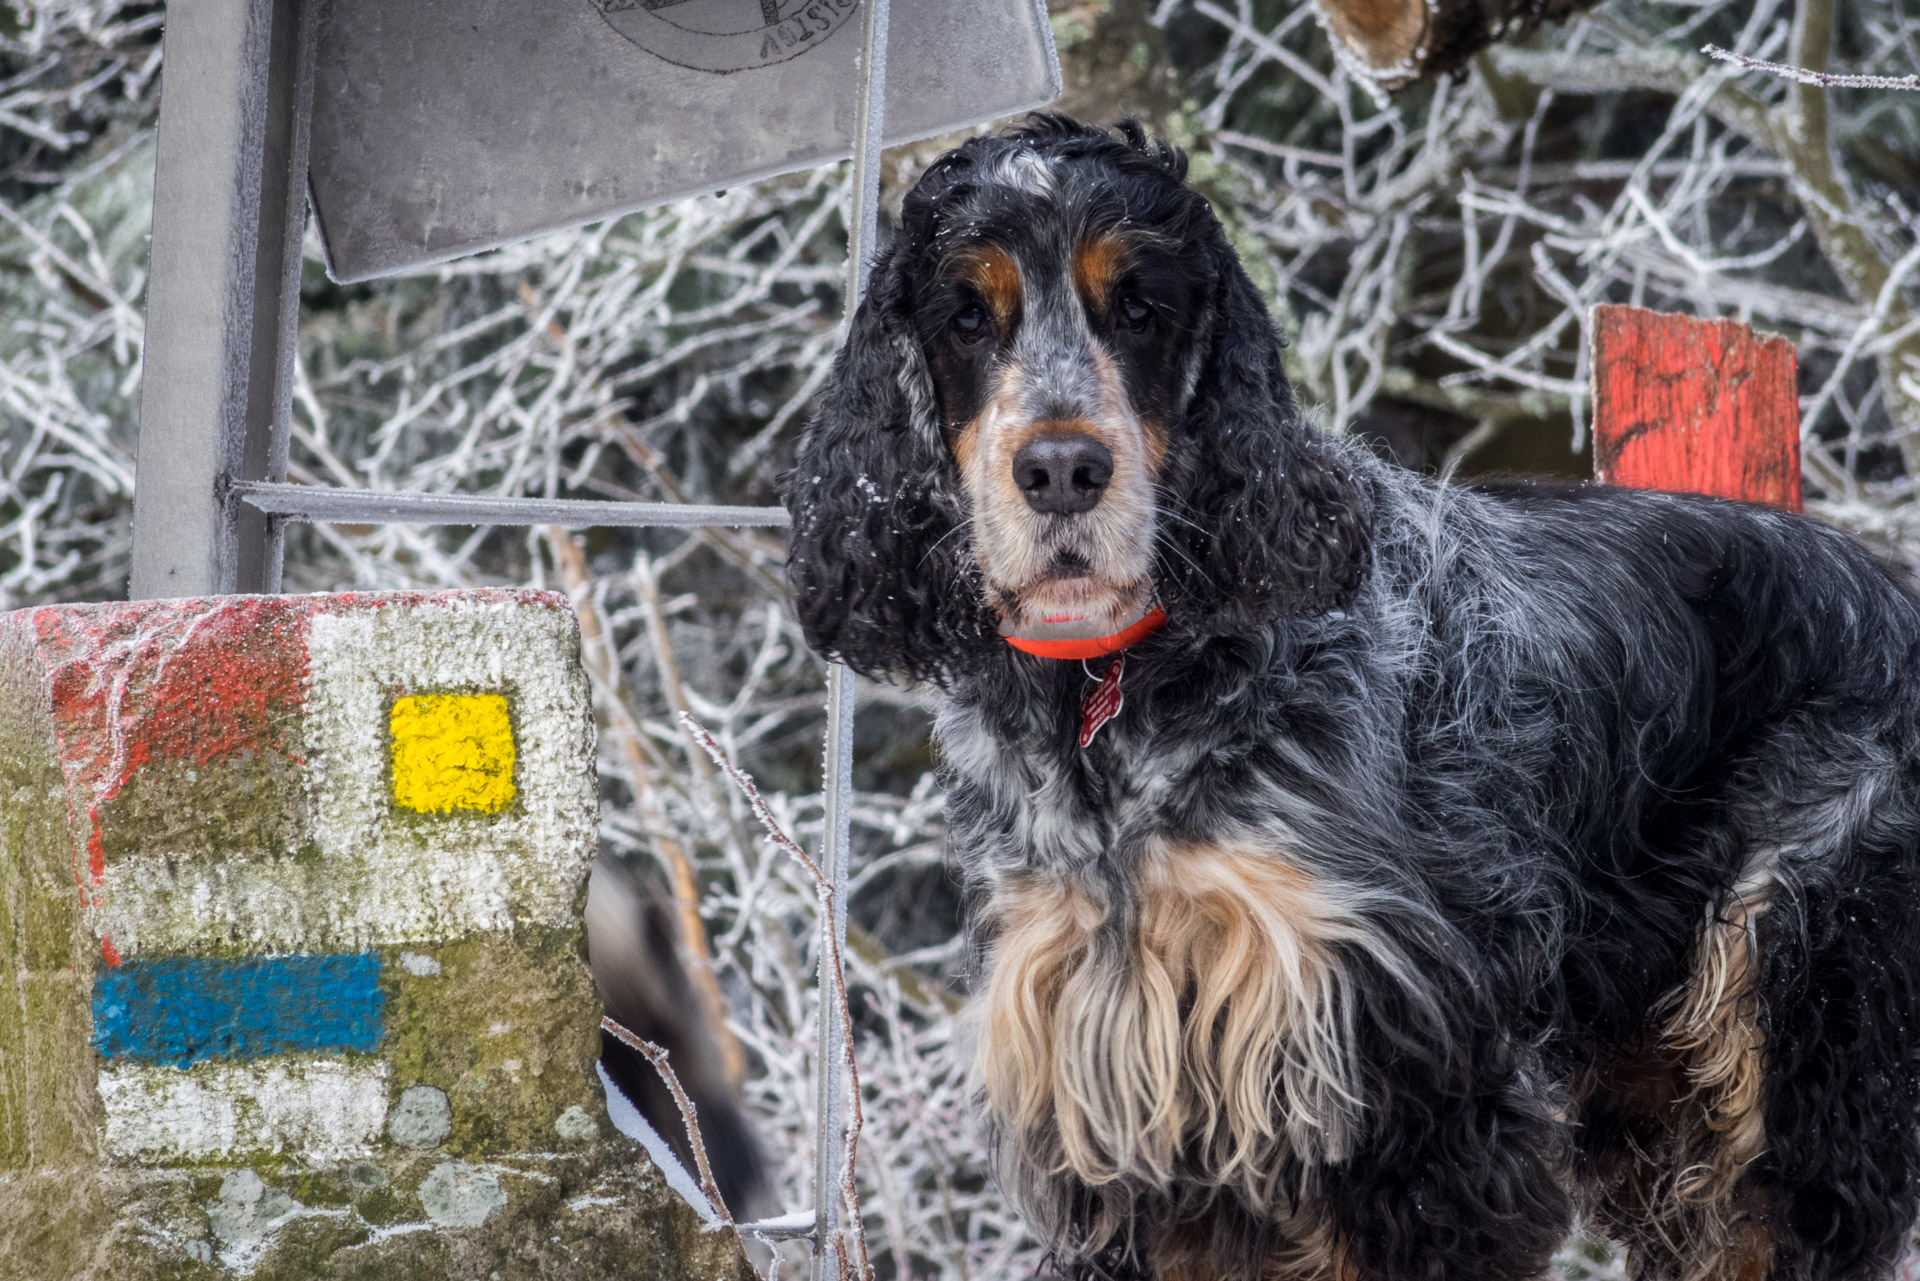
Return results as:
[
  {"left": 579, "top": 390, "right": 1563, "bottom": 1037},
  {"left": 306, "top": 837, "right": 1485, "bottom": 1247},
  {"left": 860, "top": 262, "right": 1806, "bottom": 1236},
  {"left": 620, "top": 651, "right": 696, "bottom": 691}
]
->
[
  {"left": 786, "top": 115, "right": 1920, "bottom": 1281},
  {"left": 787, "top": 114, "right": 1372, "bottom": 681},
  {"left": 784, "top": 217, "right": 995, "bottom": 685},
  {"left": 1153, "top": 229, "right": 1373, "bottom": 634}
]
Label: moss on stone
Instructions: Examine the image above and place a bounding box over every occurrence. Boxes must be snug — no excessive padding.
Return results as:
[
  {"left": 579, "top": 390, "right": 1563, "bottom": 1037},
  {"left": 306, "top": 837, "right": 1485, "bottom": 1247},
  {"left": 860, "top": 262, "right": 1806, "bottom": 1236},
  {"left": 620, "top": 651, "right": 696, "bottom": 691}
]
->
[
  {"left": 3, "top": 1122, "right": 753, "bottom": 1280},
  {"left": 0, "top": 624, "right": 95, "bottom": 1174},
  {"left": 22, "top": 968, "right": 97, "bottom": 1166},
  {"left": 351, "top": 1181, "right": 409, "bottom": 1227},
  {"left": 378, "top": 929, "right": 601, "bottom": 1157},
  {"left": 284, "top": 1167, "right": 354, "bottom": 1208},
  {"left": 96, "top": 747, "right": 308, "bottom": 867},
  {"left": 246, "top": 1215, "right": 376, "bottom": 1277}
]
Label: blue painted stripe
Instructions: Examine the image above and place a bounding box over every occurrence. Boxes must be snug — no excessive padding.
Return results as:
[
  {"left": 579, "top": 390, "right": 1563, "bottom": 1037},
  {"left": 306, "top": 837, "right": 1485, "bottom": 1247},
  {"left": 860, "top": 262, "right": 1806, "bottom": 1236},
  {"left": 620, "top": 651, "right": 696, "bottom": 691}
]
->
[{"left": 93, "top": 953, "right": 385, "bottom": 1068}]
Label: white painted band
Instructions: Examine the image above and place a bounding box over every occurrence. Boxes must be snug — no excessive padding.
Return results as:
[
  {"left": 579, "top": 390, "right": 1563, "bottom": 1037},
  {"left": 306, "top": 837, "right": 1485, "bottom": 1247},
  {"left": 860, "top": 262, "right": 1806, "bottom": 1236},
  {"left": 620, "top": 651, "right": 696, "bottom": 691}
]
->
[{"left": 99, "top": 1060, "right": 390, "bottom": 1164}]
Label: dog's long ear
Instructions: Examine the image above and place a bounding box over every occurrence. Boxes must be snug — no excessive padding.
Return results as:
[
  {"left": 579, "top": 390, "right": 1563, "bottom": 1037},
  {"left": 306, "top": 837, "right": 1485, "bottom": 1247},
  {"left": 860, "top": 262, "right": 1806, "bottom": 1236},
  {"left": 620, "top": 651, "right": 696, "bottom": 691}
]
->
[
  {"left": 1157, "top": 238, "right": 1372, "bottom": 633},
  {"left": 784, "top": 239, "right": 997, "bottom": 686}
]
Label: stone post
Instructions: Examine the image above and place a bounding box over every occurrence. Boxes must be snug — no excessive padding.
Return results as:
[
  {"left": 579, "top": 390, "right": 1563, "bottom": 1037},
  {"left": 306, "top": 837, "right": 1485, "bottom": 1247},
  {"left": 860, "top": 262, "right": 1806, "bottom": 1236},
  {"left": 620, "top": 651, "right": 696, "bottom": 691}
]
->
[{"left": 0, "top": 589, "right": 750, "bottom": 1280}]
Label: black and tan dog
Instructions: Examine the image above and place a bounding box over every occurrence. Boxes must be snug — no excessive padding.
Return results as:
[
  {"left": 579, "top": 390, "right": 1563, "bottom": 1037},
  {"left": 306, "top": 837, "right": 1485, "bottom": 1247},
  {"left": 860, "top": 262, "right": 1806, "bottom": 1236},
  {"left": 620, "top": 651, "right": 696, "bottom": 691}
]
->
[{"left": 786, "top": 114, "right": 1920, "bottom": 1281}]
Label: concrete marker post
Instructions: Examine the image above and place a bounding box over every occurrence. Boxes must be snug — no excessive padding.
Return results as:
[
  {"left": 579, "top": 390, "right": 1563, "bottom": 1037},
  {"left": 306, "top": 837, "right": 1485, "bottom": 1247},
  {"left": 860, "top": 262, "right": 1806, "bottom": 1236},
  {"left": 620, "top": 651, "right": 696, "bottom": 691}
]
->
[{"left": 0, "top": 588, "right": 751, "bottom": 1280}]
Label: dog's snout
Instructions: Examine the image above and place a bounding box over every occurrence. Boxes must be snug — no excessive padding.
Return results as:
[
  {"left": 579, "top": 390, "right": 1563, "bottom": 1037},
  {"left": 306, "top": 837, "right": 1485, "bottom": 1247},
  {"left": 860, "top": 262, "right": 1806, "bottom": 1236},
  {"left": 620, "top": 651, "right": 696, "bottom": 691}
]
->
[{"left": 1012, "top": 434, "right": 1113, "bottom": 515}]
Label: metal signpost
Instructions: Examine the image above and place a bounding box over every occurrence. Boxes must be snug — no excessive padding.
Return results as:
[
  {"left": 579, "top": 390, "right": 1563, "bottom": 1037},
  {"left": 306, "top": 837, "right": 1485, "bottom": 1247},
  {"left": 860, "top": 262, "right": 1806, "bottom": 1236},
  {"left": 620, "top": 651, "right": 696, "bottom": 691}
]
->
[
  {"left": 128, "top": 0, "right": 316, "bottom": 598},
  {"left": 127, "top": 0, "right": 1060, "bottom": 1271},
  {"left": 812, "top": 4, "right": 887, "bottom": 1268}
]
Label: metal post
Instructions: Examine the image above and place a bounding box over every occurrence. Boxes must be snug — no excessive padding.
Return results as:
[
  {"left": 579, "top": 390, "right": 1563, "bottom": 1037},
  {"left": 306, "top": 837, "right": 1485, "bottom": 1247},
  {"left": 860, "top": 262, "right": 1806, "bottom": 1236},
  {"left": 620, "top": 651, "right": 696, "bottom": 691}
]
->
[
  {"left": 129, "top": 0, "right": 317, "bottom": 599},
  {"left": 813, "top": 2, "right": 887, "bottom": 1275}
]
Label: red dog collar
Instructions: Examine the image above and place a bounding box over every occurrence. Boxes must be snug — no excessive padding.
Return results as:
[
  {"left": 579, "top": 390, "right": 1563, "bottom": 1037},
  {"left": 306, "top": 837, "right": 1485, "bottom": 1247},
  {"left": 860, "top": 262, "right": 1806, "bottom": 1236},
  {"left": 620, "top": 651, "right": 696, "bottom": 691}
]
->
[{"left": 999, "top": 605, "right": 1168, "bottom": 660}]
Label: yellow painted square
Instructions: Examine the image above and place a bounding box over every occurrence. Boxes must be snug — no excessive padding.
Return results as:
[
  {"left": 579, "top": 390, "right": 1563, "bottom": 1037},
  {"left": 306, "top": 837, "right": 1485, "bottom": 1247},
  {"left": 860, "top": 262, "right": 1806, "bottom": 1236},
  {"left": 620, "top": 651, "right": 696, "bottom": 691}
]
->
[{"left": 389, "top": 693, "right": 516, "bottom": 815}]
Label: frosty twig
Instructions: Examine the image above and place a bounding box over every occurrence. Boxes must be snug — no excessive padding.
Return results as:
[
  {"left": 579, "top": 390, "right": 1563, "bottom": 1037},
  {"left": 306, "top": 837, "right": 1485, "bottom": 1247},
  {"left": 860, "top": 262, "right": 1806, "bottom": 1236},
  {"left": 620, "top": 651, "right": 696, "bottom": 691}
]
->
[
  {"left": 600, "top": 1013, "right": 755, "bottom": 1266},
  {"left": 1702, "top": 43, "right": 1920, "bottom": 90},
  {"left": 681, "top": 710, "right": 874, "bottom": 1281}
]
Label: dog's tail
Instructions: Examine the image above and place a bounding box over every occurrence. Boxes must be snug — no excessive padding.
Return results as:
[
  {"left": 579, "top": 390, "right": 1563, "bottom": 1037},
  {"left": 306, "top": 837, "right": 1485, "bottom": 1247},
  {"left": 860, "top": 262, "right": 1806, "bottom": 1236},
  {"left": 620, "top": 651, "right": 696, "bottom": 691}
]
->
[{"left": 586, "top": 855, "right": 770, "bottom": 1221}]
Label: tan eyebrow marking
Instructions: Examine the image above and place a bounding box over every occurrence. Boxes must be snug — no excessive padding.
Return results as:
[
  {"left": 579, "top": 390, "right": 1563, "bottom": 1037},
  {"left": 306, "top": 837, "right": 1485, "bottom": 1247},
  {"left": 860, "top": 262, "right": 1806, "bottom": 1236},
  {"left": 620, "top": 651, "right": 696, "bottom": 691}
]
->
[
  {"left": 1072, "top": 233, "right": 1131, "bottom": 314},
  {"left": 956, "top": 243, "right": 1023, "bottom": 330}
]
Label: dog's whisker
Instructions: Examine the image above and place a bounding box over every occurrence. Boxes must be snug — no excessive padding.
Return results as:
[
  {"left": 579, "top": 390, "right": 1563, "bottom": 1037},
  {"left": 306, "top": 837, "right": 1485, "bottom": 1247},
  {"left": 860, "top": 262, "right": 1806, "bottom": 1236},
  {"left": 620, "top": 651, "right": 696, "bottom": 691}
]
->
[
  {"left": 1150, "top": 504, "right": 1210, "bottom": 536},
  {"left": 1150, "top": 535, "right": 1207, "bottom": 581},
  {"left": 916, "top": 515, "right": 974, "bottom": 568}
]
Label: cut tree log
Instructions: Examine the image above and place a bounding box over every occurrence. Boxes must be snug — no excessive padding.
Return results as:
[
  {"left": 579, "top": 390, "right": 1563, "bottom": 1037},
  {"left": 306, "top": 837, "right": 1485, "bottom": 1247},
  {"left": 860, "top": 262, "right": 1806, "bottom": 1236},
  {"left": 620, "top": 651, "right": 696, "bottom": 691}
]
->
[
  {"left": 1590, "top": 304, "right": 1802, "bottom": 512},
  {"left": 1313, "top": 0, "right": 1600, "bottom": 94}
]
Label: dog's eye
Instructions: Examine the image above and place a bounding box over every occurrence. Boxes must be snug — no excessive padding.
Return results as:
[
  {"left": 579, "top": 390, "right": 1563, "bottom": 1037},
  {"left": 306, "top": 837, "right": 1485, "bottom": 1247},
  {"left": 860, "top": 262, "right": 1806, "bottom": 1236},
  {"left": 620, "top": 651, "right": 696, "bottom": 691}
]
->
[
  {"left": 1117, "top": 295, "right": 1153, "bottom": 332},
  {"left": 952, "top": 304, "right": 989, "bottom": 342}
]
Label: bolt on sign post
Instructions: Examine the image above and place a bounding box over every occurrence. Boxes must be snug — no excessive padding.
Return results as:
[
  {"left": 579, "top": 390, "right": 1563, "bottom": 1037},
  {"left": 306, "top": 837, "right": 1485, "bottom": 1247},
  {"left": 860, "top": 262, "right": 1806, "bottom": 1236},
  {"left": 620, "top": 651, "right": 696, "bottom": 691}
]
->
[
  {"left": 31, "top": 2, "right": 1064, "bottom": 1278},
  {"left": 1590, "top": 303, "right": 1802, "bottom": 512}
]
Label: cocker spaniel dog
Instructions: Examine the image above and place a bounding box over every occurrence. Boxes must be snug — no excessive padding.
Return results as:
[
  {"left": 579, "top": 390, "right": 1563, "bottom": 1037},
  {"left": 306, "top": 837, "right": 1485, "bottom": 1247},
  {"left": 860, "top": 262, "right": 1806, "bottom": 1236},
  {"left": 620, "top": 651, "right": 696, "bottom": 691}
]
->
[{"left": 784, "top": 115, "right": 1920, "bottom": 1281}]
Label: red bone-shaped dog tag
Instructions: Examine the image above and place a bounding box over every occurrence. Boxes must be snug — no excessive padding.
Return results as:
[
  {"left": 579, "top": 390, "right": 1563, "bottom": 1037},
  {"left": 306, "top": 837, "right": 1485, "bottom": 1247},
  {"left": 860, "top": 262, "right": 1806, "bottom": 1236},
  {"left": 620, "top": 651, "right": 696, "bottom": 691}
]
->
[{"left": 1080, "top": 656, "right": 1126, "bottom": 748}]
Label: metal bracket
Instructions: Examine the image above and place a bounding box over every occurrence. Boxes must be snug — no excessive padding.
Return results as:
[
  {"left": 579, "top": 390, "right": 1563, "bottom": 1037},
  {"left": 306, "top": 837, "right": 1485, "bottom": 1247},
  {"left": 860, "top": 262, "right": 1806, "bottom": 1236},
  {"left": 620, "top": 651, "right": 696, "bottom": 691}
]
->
[{"left": 232, "top": 480, "right": 790, "bottom": 529}]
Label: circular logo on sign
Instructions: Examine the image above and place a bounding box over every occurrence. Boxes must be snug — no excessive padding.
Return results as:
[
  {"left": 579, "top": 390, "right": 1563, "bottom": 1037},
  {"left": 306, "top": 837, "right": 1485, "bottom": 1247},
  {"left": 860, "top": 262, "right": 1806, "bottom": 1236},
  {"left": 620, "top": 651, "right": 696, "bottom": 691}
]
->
[{"left": 594, "top": 0, "right": 860, "bottom": 74}]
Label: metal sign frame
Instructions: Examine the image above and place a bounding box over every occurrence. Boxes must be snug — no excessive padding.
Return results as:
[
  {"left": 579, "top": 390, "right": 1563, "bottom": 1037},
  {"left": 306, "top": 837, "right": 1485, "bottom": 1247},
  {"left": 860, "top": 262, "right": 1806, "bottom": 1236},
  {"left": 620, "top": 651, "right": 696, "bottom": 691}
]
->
[{"left": 127, "top": 0, "right": 906, "bottom": 1271}]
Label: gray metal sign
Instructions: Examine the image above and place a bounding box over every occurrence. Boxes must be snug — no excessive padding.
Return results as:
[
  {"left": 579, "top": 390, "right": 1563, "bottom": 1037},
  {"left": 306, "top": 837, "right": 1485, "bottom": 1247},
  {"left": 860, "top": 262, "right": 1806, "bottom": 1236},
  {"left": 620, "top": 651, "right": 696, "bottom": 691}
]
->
[{"left": 308, "top": 0, "right": 1060, "bottom": 282}]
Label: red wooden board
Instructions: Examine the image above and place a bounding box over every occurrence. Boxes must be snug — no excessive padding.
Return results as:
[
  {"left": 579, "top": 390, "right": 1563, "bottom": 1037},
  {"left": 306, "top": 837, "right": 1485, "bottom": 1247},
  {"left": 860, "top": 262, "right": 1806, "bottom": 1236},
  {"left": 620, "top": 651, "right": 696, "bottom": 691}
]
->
[{"left": 1590, "top": 304, "right": 1801, "bottom": 512}]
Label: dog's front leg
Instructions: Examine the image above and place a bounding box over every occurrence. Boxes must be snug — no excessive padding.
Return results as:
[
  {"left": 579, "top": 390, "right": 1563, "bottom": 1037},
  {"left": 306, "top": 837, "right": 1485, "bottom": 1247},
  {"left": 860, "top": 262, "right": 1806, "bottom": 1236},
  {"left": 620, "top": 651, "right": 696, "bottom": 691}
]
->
[{"left": 1318, "top": 990, "right": 1571, "bottom": 1281}]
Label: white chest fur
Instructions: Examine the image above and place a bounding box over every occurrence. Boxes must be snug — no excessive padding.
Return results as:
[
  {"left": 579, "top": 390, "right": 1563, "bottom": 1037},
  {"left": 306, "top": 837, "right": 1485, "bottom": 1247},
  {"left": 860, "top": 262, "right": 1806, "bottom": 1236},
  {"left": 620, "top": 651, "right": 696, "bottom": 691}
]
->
[{"left": 973, "top": 841, "right": 1377, "bottom": 1211}]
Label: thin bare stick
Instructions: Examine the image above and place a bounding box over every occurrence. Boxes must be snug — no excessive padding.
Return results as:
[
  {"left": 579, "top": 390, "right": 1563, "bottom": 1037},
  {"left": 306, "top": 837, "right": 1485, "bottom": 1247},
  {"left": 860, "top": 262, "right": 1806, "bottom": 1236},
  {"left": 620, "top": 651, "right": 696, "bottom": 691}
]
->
[
  {"left": 601, "top": 1012, "right": 755, "bottom": 1265},
  {"left": 547, "top": 527, "right": 749, "bottom": 1089},
  {"left": 1702, "top": 43, "right": 1920, "bottom": 90},
  {"left": 617, "top": 427, "right": 791, "bottom": 601},
  {"left": 634, "top": 553, "right": 762, "bottom": 868},
  {"left": 680, "top": 711, "right": 823, "bottom": 880},
  {"left": 679, "top": 711, "right": 875, "bottom": 1281}
]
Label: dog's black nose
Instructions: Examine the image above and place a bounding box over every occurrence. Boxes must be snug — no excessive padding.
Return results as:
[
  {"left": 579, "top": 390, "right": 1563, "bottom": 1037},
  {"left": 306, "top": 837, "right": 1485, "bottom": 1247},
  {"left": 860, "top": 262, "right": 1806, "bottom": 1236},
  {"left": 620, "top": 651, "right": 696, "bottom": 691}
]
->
[{"left": 1012, "top": 434, "right": 1113, "bottom": 515}]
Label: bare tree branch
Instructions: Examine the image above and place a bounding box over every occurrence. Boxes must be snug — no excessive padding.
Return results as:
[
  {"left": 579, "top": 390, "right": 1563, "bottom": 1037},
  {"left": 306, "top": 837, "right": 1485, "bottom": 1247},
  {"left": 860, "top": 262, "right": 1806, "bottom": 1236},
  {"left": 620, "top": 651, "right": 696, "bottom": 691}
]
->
[{"left": 1703, "top": 43, "right": 1920, "bottom": 91}]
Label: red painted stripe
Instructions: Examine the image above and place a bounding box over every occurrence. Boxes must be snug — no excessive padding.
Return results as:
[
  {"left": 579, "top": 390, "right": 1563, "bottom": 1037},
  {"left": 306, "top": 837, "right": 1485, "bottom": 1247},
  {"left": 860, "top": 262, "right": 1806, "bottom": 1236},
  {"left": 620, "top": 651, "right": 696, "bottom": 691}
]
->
[{"left": 1004, "top": 607, "right": 1168, "bottom": 660}]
